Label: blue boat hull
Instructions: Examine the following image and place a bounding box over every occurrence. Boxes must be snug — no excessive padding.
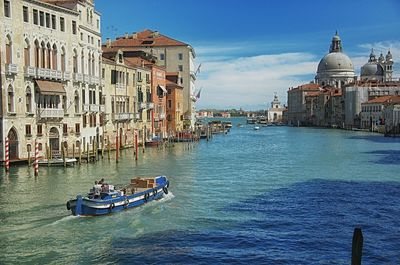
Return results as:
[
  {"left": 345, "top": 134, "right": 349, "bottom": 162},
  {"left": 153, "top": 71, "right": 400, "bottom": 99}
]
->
[{"left": 67, "top": 176, "right": 169, "bottom": 216}]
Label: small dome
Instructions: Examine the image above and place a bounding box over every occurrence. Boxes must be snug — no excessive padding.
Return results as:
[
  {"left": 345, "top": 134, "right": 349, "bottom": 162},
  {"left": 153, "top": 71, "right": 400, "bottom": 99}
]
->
[
  {"left": 317, "top": 52, "right": 354, "bottom": 73},
  {"left": 361, "top": 62, "right": 384, "bottom": 77}
]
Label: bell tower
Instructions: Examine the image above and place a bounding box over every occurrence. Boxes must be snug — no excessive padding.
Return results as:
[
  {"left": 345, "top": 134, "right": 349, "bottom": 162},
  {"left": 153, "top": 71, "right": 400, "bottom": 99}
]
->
[
  {"left": 329, "top": 31, "right": 343, "bottom": 53},
  {"left": 384, "top": 50, "right": 393, "bottom": 82}
]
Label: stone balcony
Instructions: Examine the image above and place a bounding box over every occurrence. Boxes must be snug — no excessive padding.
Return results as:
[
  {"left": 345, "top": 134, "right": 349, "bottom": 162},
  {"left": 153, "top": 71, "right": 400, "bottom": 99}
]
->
[
  {"left": 37, "top": 68, "right": 51, "bottom": 79},
  {"left": 37, "top": 108, "right": 64, "bottom": 119},
  {"left": 100, "top": 105, "right": 105, "bottom": 112},
  {"left": 24, "top": 66, "right": 36, "bottom": 78},
  {"left": 6, "top": 64, "right": 18, "bottom": 75},
  {"left": 73, "top": 73, "right": 83, "bottom": 82},
  {"left": 146, "top": 102, "right": 154, "bottom": 109},
  {"left": 113, "top": 112, "right": 134, "bottom": 121},
  {"left": 89, "top": 104, "right": 100, "bottom": 112},
  {"left": 82, "top": 104, "right": 90, "bottom": 112},
  {"left": 139, "top": 102, "right": 147, "bottom": 109}
]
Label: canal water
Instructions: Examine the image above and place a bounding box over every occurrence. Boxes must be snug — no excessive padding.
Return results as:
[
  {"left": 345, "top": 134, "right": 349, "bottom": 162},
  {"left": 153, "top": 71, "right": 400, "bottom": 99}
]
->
[{"left": 1, "top": 118, "right": 400, "bottom": 264}]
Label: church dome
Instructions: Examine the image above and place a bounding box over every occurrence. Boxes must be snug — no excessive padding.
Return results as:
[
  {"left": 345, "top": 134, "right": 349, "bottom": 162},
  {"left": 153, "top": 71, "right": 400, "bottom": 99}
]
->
[
  {"left": 317, "top": 52, "right": 354, "bottom": 73},
  {"left": 361, "top": 62, "right": 384, "bottom": 77}
]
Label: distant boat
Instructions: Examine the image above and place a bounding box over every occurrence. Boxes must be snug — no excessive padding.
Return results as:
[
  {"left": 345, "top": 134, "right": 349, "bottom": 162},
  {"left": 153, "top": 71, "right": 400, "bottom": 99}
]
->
[
  {"left": 247, "top": 118, "right": 257, "bottom": 124},
  {"left": 254, "top": 126, "right": 260, "bottom": 130}
]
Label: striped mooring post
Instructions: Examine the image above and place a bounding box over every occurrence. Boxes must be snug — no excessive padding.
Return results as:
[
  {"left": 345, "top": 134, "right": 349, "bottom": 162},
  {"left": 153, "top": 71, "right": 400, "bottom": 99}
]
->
[
  {"left": 34, "top": 140, "right": 39, "bottom": 176},
  {"left": 5, "top": 137, "right": 9, "bottom": 172}
]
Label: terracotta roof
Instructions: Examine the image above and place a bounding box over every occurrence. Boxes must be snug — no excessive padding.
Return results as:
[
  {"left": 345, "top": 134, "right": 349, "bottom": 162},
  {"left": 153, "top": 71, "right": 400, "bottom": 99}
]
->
[
  {"left": 290, "top": 83, "right": 321, "bottom": 92},
  {"left": 364, "top": 95, "right": 400, "bottom": 104},
  {"left": 124, "top": 57, "right": 152, "bottom": 68},
  {"left": 108, "top": 29, "right": 188, "bottom": 48},
  {"left": 166, "top": 79, "right": 183, "bottom": 89}
]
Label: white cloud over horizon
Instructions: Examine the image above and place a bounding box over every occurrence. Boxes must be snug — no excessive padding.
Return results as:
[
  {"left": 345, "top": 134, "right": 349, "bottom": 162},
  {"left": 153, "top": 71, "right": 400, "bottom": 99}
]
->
[{"left": 195, "top": 41, "right": 400, "bottom": 111}]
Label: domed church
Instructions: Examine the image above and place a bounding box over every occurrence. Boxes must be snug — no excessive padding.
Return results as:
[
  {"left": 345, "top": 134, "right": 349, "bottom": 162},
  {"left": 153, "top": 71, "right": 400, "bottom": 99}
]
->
[
  {"left": 360, "top": 49, "right": 394, "bottom": 82},
  {"left": 315, "top": 32, "right": 356, "bottom": 88}
]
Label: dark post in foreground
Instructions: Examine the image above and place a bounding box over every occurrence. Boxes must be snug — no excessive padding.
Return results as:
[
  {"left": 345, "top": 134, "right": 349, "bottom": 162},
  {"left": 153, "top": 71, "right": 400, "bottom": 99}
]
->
[{"left": 352, "top": 227, "right": 363, "bottom": 265}]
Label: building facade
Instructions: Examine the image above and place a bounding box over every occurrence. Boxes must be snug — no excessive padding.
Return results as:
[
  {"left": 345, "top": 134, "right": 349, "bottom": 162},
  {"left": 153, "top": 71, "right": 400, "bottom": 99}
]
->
[
  {"left": 104, "top": 29, "right": 197, "bottom": 129},
  {"left": 1, "top": 0, "right": 102, "bottom": 161},
  {"left": 267, "top": 94, "right": 285, "bottom": 122}
]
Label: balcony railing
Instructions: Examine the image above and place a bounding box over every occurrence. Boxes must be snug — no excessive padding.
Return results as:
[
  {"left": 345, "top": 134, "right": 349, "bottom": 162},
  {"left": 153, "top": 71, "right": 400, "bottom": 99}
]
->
[
  {"left": 135, "top": 113, "right": 140, "bottom": 119},
  {"left": 116, "top": 83, "right": 126, "bottom": 90},
  {"left": 24, "top": 66, "right": 36, "bottom": 77},
  {"left": 73, "top": 73, "right": 83, "bottom": 82},
  {"left": 100, "top": 105, "right": 105, "bottom": 112},
  {"left": 83, "top": 74, "right": 90, "bottom": 83},
  {"left": 63, "top": 71, "right": 71, "bottom": 81},
  {"left": 113, "top": 112, "right": 134, "bottom": 121},
  {"left": 139, "top": 102, "right": 147, "bottom": 109},
  {"left": 90, "top": 104, "right": 100, "bottom": 112},
  {"left": 37, "top": 108, "right": 64, "bottom": 119},
  {"left": 147, "top": 102, "right": 154, "bottom": 109},
  {"left": 82, "top": 104, "right": 90, "bottom": 112},
  {"left": 37, "top": 68, "right": 51, "bottom": 79},
  {"left": 91, "top": 76, "right": 100, "bottom": 85},
  {"left": 5, "top": 64, "right": 18, "bottom": 75}
]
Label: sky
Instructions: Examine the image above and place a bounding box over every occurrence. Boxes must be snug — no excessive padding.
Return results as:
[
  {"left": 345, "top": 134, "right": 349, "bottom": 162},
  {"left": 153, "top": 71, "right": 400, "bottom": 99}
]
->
[{"left": 96, "top": 0, "right": 400, "bottom": 110}]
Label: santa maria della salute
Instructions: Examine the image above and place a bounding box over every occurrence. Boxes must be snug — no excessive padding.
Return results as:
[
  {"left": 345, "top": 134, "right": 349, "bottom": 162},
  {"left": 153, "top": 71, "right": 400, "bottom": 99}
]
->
[{"left": 287, "top": 32, "right": 398, "bottom": 134}]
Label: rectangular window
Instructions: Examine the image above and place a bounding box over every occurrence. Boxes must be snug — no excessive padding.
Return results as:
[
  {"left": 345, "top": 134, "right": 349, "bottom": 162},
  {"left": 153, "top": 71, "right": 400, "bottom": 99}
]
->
[
  {"left": 37, "top": 124, "right": 43, "bottom": 135},
  {"left": 83, "top": 115, "right": 87, "bottom": 128},
  {"left": 4, "top": 0, "right": 10, "bottom": 18},
  {"left": 75, "top": 123, "right": 80, "bottom": 134},
  {"left": 72, "top": 20, "right": 77, "bottom": 34},
  {"left": 111, "top": 70, "right": 116, "bottom": 84},
  {"left": 80, "top": 33, "right": 83, "bottom": 41},
  {"left": 160, "top": 53, "right": 165, "bottom": 60},
  {"left": 25, "top": 124, "right": 32, "bottom": 136},
  {"left": 45, "top": 13, "right": 50, "bottom": 28},
  {"left": 51, "top": 14, "right": 56, "bottom": 29},
  {"left": 39, "top": 11, "right": 44, "bottom": 26},
  {"left": 102, "top": 68, "right": 105, "bottom": 79},
  {"left": 168, "top": 100, "right": 172, "bottom": 109},
  {"left": 23, "top": 6, "right": 28, "bottom": 22},
  {"left": 97, "top": 19, "right": 99, "bottom": 29},
  {"left": 63, "top": 124, "right": 68, "bottom": 134},
  {"left": 178, "top": 65, "right": 183, "bottom": 71},
  {"left": 137, "top": 72, "right": 142, "bottom": 82},
  {"left": 178, "top": 53, "right": 183, "bottom": 60},
  {"left": 33, "top": 9, "right": 38, "bottom": 25},
  {"left": 60, "top": 17, "right": 65, "bottom": 32}
]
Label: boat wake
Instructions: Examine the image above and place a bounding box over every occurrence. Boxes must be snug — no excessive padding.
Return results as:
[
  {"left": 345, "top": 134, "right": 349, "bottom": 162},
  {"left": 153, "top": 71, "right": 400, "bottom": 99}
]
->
[
  {"left": 48, "top": 215, "right": 79, "bottom": 226},
  {"left": 160, "top": 191, "right": 175, "bottom": 202}
]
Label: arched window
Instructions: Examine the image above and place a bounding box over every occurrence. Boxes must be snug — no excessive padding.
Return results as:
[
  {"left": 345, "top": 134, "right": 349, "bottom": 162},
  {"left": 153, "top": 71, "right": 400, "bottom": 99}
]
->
[
  {"left": 81, "top": 51, "right": 85, "bottom": 74},
  {"left": 73, "top": 49, "right": 78, "bottom": 73},
  {"left": 46, "top": 43, "right": 51, "bottom": 69},
  {"left": 41, "top": 42, "right": 46, "bottom": 68},
  {"left": 34, "top": 40, "right": 40, "bottom": 67},
  {"left": 74, "top": 91, "right": 80, "bottom": 113},
  {"left": 5, "top": 35, "right": 12, "bottom": 64},
  {"left": 61, "top": 47, "right": 66, "bottom": 72},
  {"left": 92, "top": 54, "right": 95, "bottom": 76},
  {"left": 87, "top": 52, "right": 91, "bottom": 75},
  {"left": 26, "top": 87, "right": 32, "bottom": 113},
  {"left": 24, "top": 39, "right": 30, "bottom": 67},
  {"left": 7, "top": 85, "right": 14, "bottom": 112},
  {"left": 52, "top": 44, "right": 58, "bottom": 70},
  {"left": 98, "top": 55, "right": 102, "bottom": 77}
]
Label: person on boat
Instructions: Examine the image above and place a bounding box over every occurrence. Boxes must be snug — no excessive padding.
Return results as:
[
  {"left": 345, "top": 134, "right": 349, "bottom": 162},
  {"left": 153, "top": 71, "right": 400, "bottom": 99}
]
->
[
  {"left": 98, "top": 178, "right": 105, "bottom": 184},
  {"left": 93, "top": 181, "right": 102, "bottom": 199}
]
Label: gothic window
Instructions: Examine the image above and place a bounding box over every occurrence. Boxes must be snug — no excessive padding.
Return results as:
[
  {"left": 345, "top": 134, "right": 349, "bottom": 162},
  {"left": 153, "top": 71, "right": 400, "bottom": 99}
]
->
[
  {"left": 24, "top": 39, "right": 30, "bottom": 67},
  {"left": 34, "top": 40, "right": 40, "bottom": 67},
  {"left": 73, "top": 49, "right": 78, "bottom": 73},
  {"left": 61, "top": 47, "right": 66, "bottom": 72},
  {"left": 26, "top": 87, "right": 32, "bottom": 113},
  {"left": 47, "top": 43, "right": 51, "bottom": 69},
  {"left": 5, "top": 35, "right": 12, "bottom": 64},
  {"left": 52, "top": 44, "right": 57, "bottom": 70},
  {"left": 7, "top": 85, "right": 14, "bottom": 112},
  {"left": 74, "top": 91, "right": 79, "bottom": 113}
]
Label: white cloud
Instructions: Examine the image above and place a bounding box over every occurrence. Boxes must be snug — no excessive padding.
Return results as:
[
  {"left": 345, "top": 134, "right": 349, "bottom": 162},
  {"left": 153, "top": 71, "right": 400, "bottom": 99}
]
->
[
  {"left": 196, "top": 49, "right": 318, "bottom": 110},
  {"left": 195, "top": 41, "right": 400, "bottom": 110}
]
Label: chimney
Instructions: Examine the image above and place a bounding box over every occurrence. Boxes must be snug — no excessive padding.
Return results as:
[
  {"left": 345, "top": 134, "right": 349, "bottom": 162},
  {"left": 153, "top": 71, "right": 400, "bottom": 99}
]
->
[
  {"left": 125, "top": 32, "right": 129, "bottom": 39},
  {"left": 106, "top": 38, "right": 111, "bottom": 48},
  {"left": 131, "top": 32, "right": 137, "bottom": 39},
  {"left": 152, "top": 31, "right": 159, "bottom": 37},
  {"left": 141, "top": 60, "right": 144, "bottom": 68}
]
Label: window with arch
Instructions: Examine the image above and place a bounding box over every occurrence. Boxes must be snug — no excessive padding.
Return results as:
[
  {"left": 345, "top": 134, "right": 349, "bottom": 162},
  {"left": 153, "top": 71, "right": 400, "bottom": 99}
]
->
[
  {"left": 74, "top": 91, "right": 80, "bottom": 113},
  {"left": 91, "top": 54, "right": 95, "bottom": 76},
  {"left": 41, "top": 42, "right": 46, "bottom": 68},
  {"left": 34, "top": 40, "right": 40, "bottom": 67},
  {"left": 73, "top": 49, "right": 78, "bottom": 73},
  {"left": 87, "top": 52, "right": 91, "bottom": 75},
  {"left": 7, "top": 85, "right": 14, "bottom": 112},
  {"left": 81, "top": 51, "right": 85, "bottom": 74},
  {"left": 5, "top": 35, "right": 12, "bottom": 64},
  {"left": 26, "top": 87, "right": 32, "bottom": 113},
  {"left": 52, "top": 44, "right": 57, "bottom": 70},
  {"left": 61, "top": 47, "right": 66, "bottom": 72},
  {"left": 24, "top": 39, "right": 30, "bottom": 67},
  {"left": 46, "top": 43, "right": 51, "bottom": 69},
  {"left": 38, "top": 143, "right": 43, "bottom": 151}
]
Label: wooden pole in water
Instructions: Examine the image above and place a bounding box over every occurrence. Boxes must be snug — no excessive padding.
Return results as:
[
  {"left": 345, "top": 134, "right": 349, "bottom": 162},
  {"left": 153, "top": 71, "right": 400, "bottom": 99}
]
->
[
  {"left": 5, "top": 137, "right": 9, "bottom": 172},
  {"left": 27, "top": 144, "right": 31, "bottom": 167},
  {"left": 86, "top": 143, "right": 89, "bottom": 162},
  {"left": 72, "top": 143, "right": 75, "bottom": 159},
  {"left": 78, "top": 142, "right": 82, "bottom": 165},
  {"left": 101, "top": 136, "right": 104, "bottom": 159},
  {"left": 107, "top": 135, "right": 110, "bottom": 160},
  {"left": 47, "top": 145, "right": 50, "bottom": 167},
  {"left": 142, "top": 128, "right": 145, "bottom": 153},
  {"left": 62, "top": 145, "right": 66, "bottom": 167},
  {"left": 116, "top": 133, "right": 119, "bottom": 163},
  {"left": 135, "top": 131, "right": 138, "bottom": 161},
  {"left": 352, "top": 228, "right": 363, "bottom": 265},
  {"left": 34, "top": 140, "right": 39, "bottom": 176}
]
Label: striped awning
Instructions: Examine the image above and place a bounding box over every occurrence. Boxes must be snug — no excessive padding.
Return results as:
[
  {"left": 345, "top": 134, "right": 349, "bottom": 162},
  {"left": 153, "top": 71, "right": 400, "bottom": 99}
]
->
[{"left": 35, "top": 80, "right": 66, "bottom": 95}]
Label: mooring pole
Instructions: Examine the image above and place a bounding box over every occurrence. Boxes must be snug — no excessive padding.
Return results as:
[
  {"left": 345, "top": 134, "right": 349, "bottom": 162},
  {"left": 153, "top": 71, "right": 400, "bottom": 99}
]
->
[{"left": 352, "top": 228, "right": 363, "bottom": 265}]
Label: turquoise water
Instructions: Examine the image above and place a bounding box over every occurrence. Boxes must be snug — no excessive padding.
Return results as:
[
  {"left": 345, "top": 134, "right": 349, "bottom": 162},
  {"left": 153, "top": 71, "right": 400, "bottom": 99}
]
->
[{"left": 1, "top": 118, "right": 400, "bottom": 264}]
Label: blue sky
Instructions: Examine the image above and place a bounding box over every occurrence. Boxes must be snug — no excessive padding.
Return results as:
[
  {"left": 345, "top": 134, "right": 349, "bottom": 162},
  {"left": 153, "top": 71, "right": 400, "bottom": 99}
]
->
[{"left": 96, "top": 0, "right": 400, "bottom": 110}]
